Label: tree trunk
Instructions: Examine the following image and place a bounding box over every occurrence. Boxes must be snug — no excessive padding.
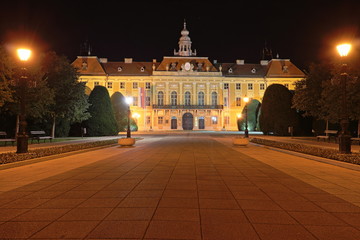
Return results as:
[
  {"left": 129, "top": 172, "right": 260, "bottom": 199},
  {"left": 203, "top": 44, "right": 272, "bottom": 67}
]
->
[
  {"left": 51, "top": 116, "right": 56, "bottom": 138},
  {"left": 15, "top": 115, "right": 19, "bottom": 137}
]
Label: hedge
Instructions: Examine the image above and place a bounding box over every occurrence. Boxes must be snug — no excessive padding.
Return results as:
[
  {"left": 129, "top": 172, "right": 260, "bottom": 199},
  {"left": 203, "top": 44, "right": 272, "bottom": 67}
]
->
[
  {"left": 0, "top": 139, "right": 117, "bottom": 165},
  {"left": 250, "top": 138, "right": 360, "bottom": 165}
]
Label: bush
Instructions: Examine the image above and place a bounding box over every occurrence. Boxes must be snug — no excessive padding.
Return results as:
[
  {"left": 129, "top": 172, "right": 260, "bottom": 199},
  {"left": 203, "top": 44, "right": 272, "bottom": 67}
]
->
[
  {"left": 85, "top": 86, "right": 118, "bottom": 136},
  {"left": 0, "top": 139, "right": 117, "bottom": 165},
  {"left": 250, "top": 138, "right": 360, "bottom": 165}
]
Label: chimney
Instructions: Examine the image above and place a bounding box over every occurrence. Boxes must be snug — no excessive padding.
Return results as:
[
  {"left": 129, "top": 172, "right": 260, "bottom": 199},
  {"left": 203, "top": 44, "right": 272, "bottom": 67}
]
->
[
  {"left": 260, "top": 60, "right": 269, "bottom": 66},
  {"left": 99, "top": 58, "right": 108, "bottom": 63},
  {"left": 124, "top": 58, "right": 133, "bottom": 63},
  {"left": 152, "top": 59, "right": 157, "bottom": 63},
  {"left": 213, "top": 59, "right": 217, "bottom": 64},
  {"left": 236, "top": 59, "right": 244, "bottom": 65}
]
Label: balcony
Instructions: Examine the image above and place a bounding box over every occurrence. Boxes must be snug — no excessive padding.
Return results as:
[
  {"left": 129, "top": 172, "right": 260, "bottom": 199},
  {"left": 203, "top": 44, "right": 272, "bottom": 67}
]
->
[{"left": 152, "top": 105, "right": 224, "bottom": 109}]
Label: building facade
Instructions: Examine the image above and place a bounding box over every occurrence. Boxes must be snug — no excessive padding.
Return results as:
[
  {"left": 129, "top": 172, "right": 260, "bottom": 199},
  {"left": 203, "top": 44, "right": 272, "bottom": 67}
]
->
[{"left": 72, "top": 22, "right": 305, "bottom": 131}]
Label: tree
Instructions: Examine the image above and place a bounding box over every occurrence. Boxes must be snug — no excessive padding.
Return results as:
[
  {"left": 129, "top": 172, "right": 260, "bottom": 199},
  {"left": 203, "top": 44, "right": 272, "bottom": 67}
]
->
[
  {"left": 111, "top": 92, "right": 128, "bottom": 132},
  {"left": 85, "top": 86, "right": 118, "bottom": 136},
  {"left": 293, "top": 62, "right": 360, "bottom": 135},
  {"left": 41, "top": 52, "right": 90, "bottom": 137},
  {"left": 0, "top": 45, "right": 14, "bottom": 107},
  {"left": 237, "top": 99, "right": 261, "bottom": 131},
  {"left": 259, "top": 84, "right": 299, "bottom": 135}
]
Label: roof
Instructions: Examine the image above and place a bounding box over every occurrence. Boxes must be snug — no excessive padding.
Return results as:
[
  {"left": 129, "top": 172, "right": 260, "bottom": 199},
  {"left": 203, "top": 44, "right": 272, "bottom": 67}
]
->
[
  {"left": 72, "top": 56, "right": 106, "bottom": 76},
  {"left": 265, "top": 59, "right": 305, "bottom": 78},
  {"left": 156, "top": 56, "right": 218, "bottom": 72},
  {"left": 102, "top": 61, "right": 156, "bottom": 76},
  {"left": 219, "top": 63, "right": 266, "bottom": 77}
]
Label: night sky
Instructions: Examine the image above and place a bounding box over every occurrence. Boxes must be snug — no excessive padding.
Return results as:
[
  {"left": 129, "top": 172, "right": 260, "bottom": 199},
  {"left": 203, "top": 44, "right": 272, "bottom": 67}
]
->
[{"left": 1, "top": 0, "right": 360, "bottom": 70}]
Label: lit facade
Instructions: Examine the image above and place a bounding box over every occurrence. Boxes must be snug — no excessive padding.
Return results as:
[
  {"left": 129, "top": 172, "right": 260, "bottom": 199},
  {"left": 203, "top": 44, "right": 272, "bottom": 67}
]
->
[{"left": 72, "top": 22, "right": 305, "bottom": 131}]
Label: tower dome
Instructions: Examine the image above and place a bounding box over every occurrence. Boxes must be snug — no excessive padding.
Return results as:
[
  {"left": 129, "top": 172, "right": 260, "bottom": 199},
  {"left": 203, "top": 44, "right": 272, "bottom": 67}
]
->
[{"left": 174, "top": 20, "right": 197, "bottom": 57}]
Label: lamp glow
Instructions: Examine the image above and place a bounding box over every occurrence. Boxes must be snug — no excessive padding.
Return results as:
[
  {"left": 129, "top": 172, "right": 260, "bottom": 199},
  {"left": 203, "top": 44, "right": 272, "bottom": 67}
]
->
[
  {"left": 17, "top": 48, "right": 31, "bottom": 61},
  {"left": 336, "top": 44, "right": 351, "bottom": 57},
  {"left": 125, "top": 97, "right": 133, "bottom": 105},
  {"left": 237, "top": 113, "right": 242, "bottom": 119},
  {"left": 243, "top": 97, "right": 249, "bottom": 103}
]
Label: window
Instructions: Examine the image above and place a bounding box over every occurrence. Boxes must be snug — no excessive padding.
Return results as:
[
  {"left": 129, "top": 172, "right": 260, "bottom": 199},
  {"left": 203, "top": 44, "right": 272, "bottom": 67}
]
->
[
  {"left": 118, "top": 66, "right": 122, "bottom": 72},
  {"left": 145, "top": 96, "right": 151, "bottom": 106},
  {"left": 94, "top": 81, "right": 99, "bottom": 86},
  {"left": 120, "top": 82, "right": 125, "bottom": 89},
  {"left": 158, "top": 116, "right": 163, "bottom": 124},
  {"left": 248, "top": 83, "right": 253, "bottom": 90},
  {"left": 236, "top": 83, "right": 241, "bottom": 90},
  {"left": 132, "top": 97, "right": 138, "bottom": 106},
  {"left": 224, "top": 116, "right": 230, "bottom": 125},
  {"left": 224, "top": 83, "right": 229, "bottom": 89},
  {"left": 260, "top": 83, "right": 265, "bottom": 90},
  {"left": 140, "top": 66, "right": 145, "bottom": 72},
  {"left": 236, "top": 97, "right": 241, "bottom": 106},
  {"left": 211, "top": 92, "right": 218, "bottom": 105},
  {"left": 107, "top": 82, "right": 113, "bottom": 88},
  {"left": 198, "top": 91, "right": 205, "bottom": 106},
  {"left": 185, "top": 91, "right": 191, "bottom": 106},
  {"left": 171, "top": 91, "right": 177, "bottom": 106},
  {"left": 133, "top": 82, "right": 138, "bottom": 89},
  {"left": 224, "top": 97, "right": 228, "bottom": 107},
  {"left": 145, "top": 82, "right": 151, "bottom": 89},
  {"left": 146, "top": 116, "right": 151, "bottom": 125},
  {"left": 157, "top": 91, "right": 164, "bottom": 106}
]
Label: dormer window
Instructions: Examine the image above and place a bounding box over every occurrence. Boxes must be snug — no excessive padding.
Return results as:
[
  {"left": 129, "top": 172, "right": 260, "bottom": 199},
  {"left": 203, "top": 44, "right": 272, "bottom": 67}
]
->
[
  {"left": 251, "top": 68, "right": 256, "bottom": 73},
  {"left": 282, "top": 65, "right": 289, "bottom": 73},
  {"left": 228, "top": 68, "right": 233, "bottom": 73},
  {"left": 118, "top": 66, "right": 122, "bottom": 72},
  {"left": 140, "top": 66, "right": 145, "bottom": 72},
  {"left": 82, "top": 62, "right": 88, "bottom": 70}
]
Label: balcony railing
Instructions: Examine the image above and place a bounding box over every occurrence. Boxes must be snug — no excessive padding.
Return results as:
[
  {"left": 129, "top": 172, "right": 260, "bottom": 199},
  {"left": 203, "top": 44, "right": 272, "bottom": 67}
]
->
[{"left": 152, "top": 105, "right": 223, "bottom": 109}]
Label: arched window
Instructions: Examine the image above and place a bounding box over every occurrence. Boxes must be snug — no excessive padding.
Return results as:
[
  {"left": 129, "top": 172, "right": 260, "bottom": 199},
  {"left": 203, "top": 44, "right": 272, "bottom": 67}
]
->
[
  {"left": 185, "top": 91, "right": 191, "bottom": 106},
  {"left": 157, "top": 91, "right": 164, "bottom": 106},
  {"left": 171, "top": 91, "right": 177, "bottom": 106},
  {"left": 198, "top": 91, "right": 205, "bottom": 106},
  {"left": 211, "top": 92, "right": 218, "bottom": 106}
]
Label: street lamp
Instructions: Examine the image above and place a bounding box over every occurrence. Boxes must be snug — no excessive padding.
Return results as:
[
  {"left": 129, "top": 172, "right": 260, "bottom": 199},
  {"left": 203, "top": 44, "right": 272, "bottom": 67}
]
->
[
  {"left": 125, "top": 97, "right": 133, "bottom": 138},
  {"left": 16, "top": 48, "right": 31, "bottom": 154},
  {"left": 336, "top": 43, "right": 351, "bottom": 154},
  {"left": 243, "top": 97, "right": 249, "bottom": 138}
]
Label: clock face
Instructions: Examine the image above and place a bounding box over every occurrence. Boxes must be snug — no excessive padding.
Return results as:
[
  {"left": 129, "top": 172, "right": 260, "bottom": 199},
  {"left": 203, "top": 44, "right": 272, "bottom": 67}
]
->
[{"left": 184, "top": 62, "right": 191, "bottom": 71}]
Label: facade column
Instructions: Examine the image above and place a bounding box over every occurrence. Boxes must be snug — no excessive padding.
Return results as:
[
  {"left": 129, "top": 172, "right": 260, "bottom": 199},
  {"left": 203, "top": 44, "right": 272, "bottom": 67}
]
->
[
  {"left": 179, "top": 82, "right": 183, "bottom": 105},
  {"left": 206, "top": 82, "right": 210, "bottom": 105},
  {"left": 193, "top": 82, "right": 197, "bottom": 105}
]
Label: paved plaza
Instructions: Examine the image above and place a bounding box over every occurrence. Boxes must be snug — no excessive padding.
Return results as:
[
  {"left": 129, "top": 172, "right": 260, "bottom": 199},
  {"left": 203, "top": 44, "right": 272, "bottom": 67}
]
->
[{"left": 0, "top": 132, "right": 360, "bottom": 239}]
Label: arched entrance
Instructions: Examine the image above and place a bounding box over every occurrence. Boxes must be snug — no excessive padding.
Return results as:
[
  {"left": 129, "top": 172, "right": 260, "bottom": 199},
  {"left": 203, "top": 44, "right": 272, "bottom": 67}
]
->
[
  {"left": 182, "top": 113, "right": 193, "bottom": 130},
  {"left": 171, "top": 117, "right": 177, "bottom": 129}
]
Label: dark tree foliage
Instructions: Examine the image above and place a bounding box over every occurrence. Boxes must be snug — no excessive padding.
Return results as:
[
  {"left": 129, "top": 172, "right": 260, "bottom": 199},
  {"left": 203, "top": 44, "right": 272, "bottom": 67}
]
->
[
  {"left": 111, "top": 92, "right": 138, "bottom": 132},
  {"left": 0, "top": 45, "right": 14, "bottom": 107},
  {"left": 259, "top": 84, "right": 299, "bottom": 135},
  {"left": 237, "top": 100, "right": 261, "bottom": 131},
  {"left": 85, "top": 86, "right": 118, "bottom": 136}
]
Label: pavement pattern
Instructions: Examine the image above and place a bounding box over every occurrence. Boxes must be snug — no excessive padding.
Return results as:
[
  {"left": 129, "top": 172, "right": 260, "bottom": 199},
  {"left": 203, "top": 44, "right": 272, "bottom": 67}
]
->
[{"left": 0, "top": 133, "right": 360, "bottom": 239}]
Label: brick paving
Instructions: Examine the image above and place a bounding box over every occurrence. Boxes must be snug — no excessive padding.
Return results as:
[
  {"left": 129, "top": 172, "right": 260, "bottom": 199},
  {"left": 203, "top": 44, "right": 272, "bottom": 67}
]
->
[{"left": 0, "top": 133, "right": 359, "bottom": 239}]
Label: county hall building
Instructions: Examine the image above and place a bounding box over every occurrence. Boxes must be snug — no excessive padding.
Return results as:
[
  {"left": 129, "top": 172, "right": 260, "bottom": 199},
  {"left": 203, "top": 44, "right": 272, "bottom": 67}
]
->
[{"left": 72, "top": 22, "right": 305, "bottom": 131}]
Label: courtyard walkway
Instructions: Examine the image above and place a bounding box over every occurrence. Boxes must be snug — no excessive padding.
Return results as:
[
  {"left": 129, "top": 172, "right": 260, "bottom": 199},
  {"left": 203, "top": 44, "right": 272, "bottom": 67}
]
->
[{"left": 0, "top": 133, "right": 359, "bottom": 239}]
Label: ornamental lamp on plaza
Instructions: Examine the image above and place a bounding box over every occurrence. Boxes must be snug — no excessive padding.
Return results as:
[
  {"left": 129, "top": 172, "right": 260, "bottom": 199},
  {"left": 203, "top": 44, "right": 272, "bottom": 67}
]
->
[
  {"left": 336, "top": 43, "right": 352, "bottom": 154},
  {"left": 125, "top": 97, "right": 133, "bottom": 138},
  {"left": 16, "top": 48, "right": 32, "bottom": 154},
  {"left": 243, "top": 97, "right": 250, "bottom": 138}
]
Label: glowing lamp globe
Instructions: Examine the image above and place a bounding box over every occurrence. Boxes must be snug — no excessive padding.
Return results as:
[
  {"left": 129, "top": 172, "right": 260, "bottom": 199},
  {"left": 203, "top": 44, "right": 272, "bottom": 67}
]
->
[{"left": 17, "top": 48, "right": 31, "bottom": 61}]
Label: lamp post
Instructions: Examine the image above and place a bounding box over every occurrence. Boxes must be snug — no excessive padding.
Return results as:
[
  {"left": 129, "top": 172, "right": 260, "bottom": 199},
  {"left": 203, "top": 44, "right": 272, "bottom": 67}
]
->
[
  {"left": 125, "top": 97, "right": 133, "bottom": 138},
  {"left": 243, "top": 97, "right": 249, "bottom": 138},
  {"left": 336, "top": 43, "right": 352, "bottom": 154},
  {"left": 16, "top": 48, "right": 31, "bottom": 154}
]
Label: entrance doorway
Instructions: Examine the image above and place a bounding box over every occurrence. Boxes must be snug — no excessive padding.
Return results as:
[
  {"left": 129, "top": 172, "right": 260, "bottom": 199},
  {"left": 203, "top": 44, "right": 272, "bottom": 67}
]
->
[
  {"left": 198, "top": 117, "right": 205, "bottom": 129},
  {"left": 182, "top": 113, "right": 194, "bottom": 130},
  {"left": 171, "top": 117, "right": 177, "bottom": 129}
]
